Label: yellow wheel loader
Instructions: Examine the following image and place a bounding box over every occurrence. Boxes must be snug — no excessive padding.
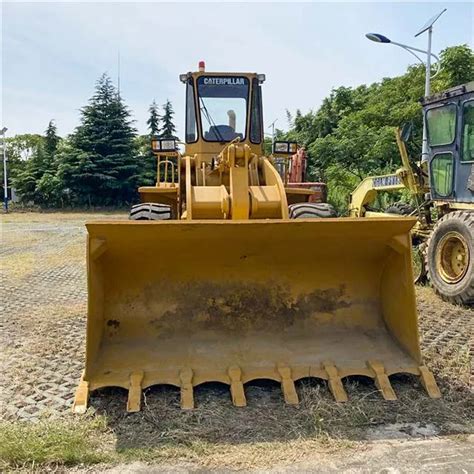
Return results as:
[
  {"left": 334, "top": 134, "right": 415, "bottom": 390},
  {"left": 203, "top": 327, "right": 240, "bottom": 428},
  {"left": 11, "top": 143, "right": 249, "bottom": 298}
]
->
[{"left": 73, "top": 63, "right": 440, "bottom": 413}]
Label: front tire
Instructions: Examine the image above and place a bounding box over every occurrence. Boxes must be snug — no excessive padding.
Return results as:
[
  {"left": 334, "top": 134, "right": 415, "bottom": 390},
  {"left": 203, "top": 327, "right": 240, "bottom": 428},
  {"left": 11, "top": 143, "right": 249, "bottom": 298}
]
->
[
  {"left": 289, "top": 202, "right": 336, "bottom": 219},
  {"left": 129, "top": 203, "right": 171, "bottom": 220},
  {"left": 426, "top": 211, "right": 474, "bottom": 305}
]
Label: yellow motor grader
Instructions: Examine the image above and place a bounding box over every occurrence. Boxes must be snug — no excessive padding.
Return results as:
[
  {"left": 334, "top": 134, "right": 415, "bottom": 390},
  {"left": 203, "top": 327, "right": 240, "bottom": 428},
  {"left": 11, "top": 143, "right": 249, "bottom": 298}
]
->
[
  {"left": 349, "top": 82, "right": 474, "bottom": 303},
  {"left": 73, "top": 63, "right": 440, "bottom": 413}
]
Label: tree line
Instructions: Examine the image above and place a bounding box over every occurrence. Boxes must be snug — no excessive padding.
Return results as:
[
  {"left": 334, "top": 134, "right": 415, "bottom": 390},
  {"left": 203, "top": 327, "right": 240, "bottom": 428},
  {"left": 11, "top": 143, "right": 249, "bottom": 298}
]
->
[
  {"left": 5, "top": 73, "right": 177, "bottom": 207},
  {"left": 4, "top": 45, "right": 473, "bottom": 210}
]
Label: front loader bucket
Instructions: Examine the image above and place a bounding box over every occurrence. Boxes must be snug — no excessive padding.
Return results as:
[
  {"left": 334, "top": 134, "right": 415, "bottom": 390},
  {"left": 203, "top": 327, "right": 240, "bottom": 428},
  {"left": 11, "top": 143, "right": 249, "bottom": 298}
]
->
[{"left": 73, "top": 218, "right": 441, "bottom": 413}]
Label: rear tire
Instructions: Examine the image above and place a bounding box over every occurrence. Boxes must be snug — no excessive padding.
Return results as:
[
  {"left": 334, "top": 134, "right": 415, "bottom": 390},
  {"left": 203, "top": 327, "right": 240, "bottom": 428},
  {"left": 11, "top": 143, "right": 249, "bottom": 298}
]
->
[
  {"left": 386, "top": 201, "right": 415, "bottom": 215},
  {"left": 426, "top": 211, "right": 474, "bottom": 305},
  {"left": 289, "top": 202, "right": 336, "bottom": 219},
  {"left": 129, "top": 203, "right": 171, "bottom": 220}
]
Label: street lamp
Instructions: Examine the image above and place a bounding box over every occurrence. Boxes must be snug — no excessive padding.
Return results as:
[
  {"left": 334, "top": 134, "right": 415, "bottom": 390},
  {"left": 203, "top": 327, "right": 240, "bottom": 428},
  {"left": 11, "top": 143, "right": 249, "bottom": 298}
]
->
[
  {"left": 366, "top": 8, "right": 447, "bottom": 161},
  {"left": 1, "top": 127, "right": 8, "bottom": 213}
]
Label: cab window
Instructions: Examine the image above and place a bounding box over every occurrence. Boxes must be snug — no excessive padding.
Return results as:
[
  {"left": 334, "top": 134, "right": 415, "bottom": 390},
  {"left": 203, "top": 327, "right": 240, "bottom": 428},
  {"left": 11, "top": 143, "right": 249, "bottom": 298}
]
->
[
  {"left": 185, "top": 79, "right": 197, "bottom": 143},
  {"left": 426, "top": 104, "right": 457, "bottom": 146},
  {"left": 250, "top": 79, "right": 263, "bottom": 144},
  {"left": 197, "top": 76, "right": 249, "bottom": 142},
  {"left": 431, "top": 152, "right": 454, "bottom": 197},
  {"left": 461, "top": 101, "right": 474, "bottom": 161}
]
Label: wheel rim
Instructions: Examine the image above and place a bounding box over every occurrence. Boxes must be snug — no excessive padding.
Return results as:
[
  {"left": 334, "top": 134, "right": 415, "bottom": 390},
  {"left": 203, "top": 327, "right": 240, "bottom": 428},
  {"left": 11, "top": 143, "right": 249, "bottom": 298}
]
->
[{"left": 436, "top": 231, "right": 469, "bottom": 284}]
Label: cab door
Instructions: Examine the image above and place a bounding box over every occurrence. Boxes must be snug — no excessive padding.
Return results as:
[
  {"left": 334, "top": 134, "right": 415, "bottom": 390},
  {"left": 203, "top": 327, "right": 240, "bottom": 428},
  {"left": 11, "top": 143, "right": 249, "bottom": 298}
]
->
[
  {"left": 456, "top": 97, "right": 474, "bottom": 203},
  {"left": 426, "top": 101, "right": 458, "bottom": 201}
]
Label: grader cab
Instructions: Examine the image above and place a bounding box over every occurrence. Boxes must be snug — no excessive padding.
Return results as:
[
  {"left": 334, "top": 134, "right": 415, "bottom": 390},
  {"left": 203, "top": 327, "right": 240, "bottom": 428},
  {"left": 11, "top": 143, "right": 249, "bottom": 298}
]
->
[{"left": 73, "top": 63, "right": 440, "bottom": 414}]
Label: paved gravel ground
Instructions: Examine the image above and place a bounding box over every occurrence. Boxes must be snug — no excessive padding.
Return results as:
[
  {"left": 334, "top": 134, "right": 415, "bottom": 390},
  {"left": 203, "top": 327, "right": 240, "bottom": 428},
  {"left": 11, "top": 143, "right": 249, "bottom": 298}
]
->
[{"left": 0, "top": 212, "right": 473, "bottom": 422}]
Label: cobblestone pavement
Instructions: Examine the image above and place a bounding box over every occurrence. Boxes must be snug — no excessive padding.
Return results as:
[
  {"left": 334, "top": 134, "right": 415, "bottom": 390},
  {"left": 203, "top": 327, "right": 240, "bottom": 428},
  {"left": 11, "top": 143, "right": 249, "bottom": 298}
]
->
[{"left": 0, "top": 213, "right": 472, "bottom": 421}]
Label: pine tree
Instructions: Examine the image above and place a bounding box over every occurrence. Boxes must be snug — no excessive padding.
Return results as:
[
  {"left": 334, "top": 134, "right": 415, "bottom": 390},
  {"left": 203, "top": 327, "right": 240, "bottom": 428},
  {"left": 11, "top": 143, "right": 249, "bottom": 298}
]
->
[
  {"left": 58, "top": 73, "right": 138, "bottom": 206},
  {"left": 160, "top": 100, "right": 177, "bottom": 139},
  {"left": 12, "top": 122, "right": 63, "bottom": 206},
  {"left": 44, "top": 120, "right": 60, "bottom": 158},
  {"left": 138, "top": 100, "right": 163, "bottom": 185},
  {"left": 147, "top": 100, "right": 161, "bottom": 136}
]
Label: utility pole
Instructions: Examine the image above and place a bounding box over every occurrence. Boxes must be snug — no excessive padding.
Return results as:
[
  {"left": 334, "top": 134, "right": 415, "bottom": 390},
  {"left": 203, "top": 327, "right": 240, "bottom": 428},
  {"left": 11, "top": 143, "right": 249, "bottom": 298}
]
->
[
  {"left": 268, "top": 118, "right": 278, "bottom": 149},
  {"left": 1, "top": 127, "right": 8, "bottom": 213}
]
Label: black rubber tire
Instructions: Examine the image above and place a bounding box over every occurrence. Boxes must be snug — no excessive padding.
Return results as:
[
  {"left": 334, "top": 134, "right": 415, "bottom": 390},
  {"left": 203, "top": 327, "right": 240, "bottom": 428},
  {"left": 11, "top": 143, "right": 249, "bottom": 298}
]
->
[
  {"left": 386, "top": 201, "right": 415, "bottom": 215},
  {"left": 289, "top": 202, "right": 337, "bottom": 219},
  {"left": 129, "top": 203, "right": 171, "bottom": 220},
  {"left": 425, "top": 211, "right": 474, "bottom": 305}
]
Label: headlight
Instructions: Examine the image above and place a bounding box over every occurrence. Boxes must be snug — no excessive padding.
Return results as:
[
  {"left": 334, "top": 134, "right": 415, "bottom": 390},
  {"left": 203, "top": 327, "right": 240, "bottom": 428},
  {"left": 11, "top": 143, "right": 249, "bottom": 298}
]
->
[
  {"left": 273, "top": 141, "right": 298, "bottom": 155},
  {"left": 151, "top": 138, "right": 177, "bottom": 152}
]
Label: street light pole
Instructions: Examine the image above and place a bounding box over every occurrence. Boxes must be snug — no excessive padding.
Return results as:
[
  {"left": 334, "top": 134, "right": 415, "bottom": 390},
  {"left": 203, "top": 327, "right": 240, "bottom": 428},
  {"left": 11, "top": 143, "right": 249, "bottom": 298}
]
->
[
  {"left": 268, "top": 119, "right": 278, "bottom": 149},
  {"left": 1, "top": 127, "right": 8, "bottom": 213},
  {"left": 366, "top": 9, "right": 446, "bottom": 161},
  {"left": 420, "top": 26, "right": 434, "bottom": 161}
]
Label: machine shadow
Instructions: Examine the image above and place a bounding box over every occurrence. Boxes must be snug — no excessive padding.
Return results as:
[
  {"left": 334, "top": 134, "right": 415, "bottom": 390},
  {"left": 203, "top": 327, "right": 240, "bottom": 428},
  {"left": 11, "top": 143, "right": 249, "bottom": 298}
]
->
[{"left": 89, "top": 374, "right": 469, "bottom": 452}]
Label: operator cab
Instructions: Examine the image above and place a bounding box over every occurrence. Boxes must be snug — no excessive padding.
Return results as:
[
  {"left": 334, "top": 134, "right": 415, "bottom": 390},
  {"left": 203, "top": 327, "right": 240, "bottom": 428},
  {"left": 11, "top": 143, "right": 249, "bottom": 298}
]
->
[
  {"left": 422, "top": 81, "right": 474, "bottom": 203},
  {"left": 180, "top": 62, "right": 264, "bottom": 150}
]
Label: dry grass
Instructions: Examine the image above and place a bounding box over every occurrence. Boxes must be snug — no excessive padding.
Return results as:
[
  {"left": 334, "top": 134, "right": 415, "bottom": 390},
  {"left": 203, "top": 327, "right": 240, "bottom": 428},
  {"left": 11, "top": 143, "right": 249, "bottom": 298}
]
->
[{"left": 1, "top": 360, "right": 471, "bottom": 471}]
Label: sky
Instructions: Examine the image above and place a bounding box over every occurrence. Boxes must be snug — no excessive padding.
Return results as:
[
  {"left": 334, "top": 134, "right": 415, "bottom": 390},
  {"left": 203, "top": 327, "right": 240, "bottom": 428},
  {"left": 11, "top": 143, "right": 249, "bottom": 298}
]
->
[{"left": 1, "top": 1, "right": 473, "bottom": 139}]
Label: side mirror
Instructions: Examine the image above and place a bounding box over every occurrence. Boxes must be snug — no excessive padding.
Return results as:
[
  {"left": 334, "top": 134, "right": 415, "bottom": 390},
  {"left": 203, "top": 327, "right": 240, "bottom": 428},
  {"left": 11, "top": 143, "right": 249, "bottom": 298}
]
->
[
  {"left": 401, "top": 122, "right": 413, "bottom": 143},
  {"left": 273, "top": 141, "right": 297, "bottom": 155}
]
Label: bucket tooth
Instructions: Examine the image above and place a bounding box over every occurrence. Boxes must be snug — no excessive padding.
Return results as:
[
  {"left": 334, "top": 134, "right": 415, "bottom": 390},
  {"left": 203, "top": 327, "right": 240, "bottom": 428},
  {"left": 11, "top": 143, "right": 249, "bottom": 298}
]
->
[
  {"left": 127, "top": 371, "right": 144, "bottom": 412},
  {"left": 179, "top": 368, "right": 195, "bottom": 409},
  {"left": 419, "top": 366, "right": 442, "bottom": 399},
  {"left": 368, "top": 360, "right": 397, "bottom": 401},
  {"left": 228, "top": 366, "right": 246, "bottom": 407},
  {"left": 278, "top": 364, "right": 299, "bottom": 405},
  {"left": 323, "top": 361, "right": 348, "bottom": 402},
  {"left": 73, "top": 373, "right": 89, "bottom": 414}
]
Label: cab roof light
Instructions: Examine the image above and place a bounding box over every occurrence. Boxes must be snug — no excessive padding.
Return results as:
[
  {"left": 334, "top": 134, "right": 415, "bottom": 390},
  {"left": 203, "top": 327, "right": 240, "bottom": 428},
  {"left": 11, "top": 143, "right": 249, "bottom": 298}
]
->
[{"left": 179, "top": 72, "right": 191, "bottom": 83}]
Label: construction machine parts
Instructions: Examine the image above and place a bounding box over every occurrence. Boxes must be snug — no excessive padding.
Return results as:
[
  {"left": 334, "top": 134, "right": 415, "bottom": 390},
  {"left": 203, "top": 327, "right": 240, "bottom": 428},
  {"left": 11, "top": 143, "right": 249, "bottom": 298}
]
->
[
  {"left": 73, "top": 218, "right": 440, "bottom": 414},
  {"left": 129, "top": 203, "right": 171, "bottom": 220},
  {"left": 289, "top": 202, "right": 336, "bottom": 219},
  {"left": 386, "top": 201, "right": 415, "bottom": 216},
  {"left": 411, "top": 243, "right": 427, "bottom": 284},
  {"left": 386, "top": 201, "right": 426, "bottom": 284},
  {"left": 426, "top": 211, "right": 474, "bottom": 304}
]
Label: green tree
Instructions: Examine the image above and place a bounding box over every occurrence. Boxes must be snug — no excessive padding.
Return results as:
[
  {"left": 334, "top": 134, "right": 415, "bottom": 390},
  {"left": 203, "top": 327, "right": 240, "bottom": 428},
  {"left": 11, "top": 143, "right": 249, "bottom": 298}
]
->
[
  {"left": 147, "top": 100, "right": 161, "bottom": 136},
  {"left": 160, "top": 100, "right": 177, "bottom": 139},
  {"left": 12, "top": 121, "right": 66, "bottom": 206},
  {"left": 57, "top": 73, "right": 138, "bottom": 206},
  {"left": 438, "top": 44, "right": 474, "bottom": 88},
  {"left": 44, "top": 120, "right": 60, "bottom": 158},
  {"left": 1, "top": 134, "right": 43, "bottom": 185}
]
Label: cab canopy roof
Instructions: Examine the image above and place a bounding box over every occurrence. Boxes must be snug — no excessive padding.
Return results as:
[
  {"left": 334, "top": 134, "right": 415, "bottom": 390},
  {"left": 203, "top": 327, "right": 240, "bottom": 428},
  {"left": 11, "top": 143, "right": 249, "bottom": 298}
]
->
[{"left": 420, "top": 81, "right": 474, "bottom": 106}]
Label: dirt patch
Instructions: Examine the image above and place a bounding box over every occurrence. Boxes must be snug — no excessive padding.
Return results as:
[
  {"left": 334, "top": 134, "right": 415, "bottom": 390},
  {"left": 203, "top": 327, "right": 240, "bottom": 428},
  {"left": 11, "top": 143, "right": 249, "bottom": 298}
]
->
[{"left": 145, "top": 282, "right": 351, "bottom": 333}]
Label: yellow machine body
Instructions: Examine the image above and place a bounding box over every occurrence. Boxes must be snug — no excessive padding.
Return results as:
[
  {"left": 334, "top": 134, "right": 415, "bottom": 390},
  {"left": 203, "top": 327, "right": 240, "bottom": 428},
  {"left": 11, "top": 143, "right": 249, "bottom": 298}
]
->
[{"left": 74, "top": 68, "right": 440, "bottom": 413}]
